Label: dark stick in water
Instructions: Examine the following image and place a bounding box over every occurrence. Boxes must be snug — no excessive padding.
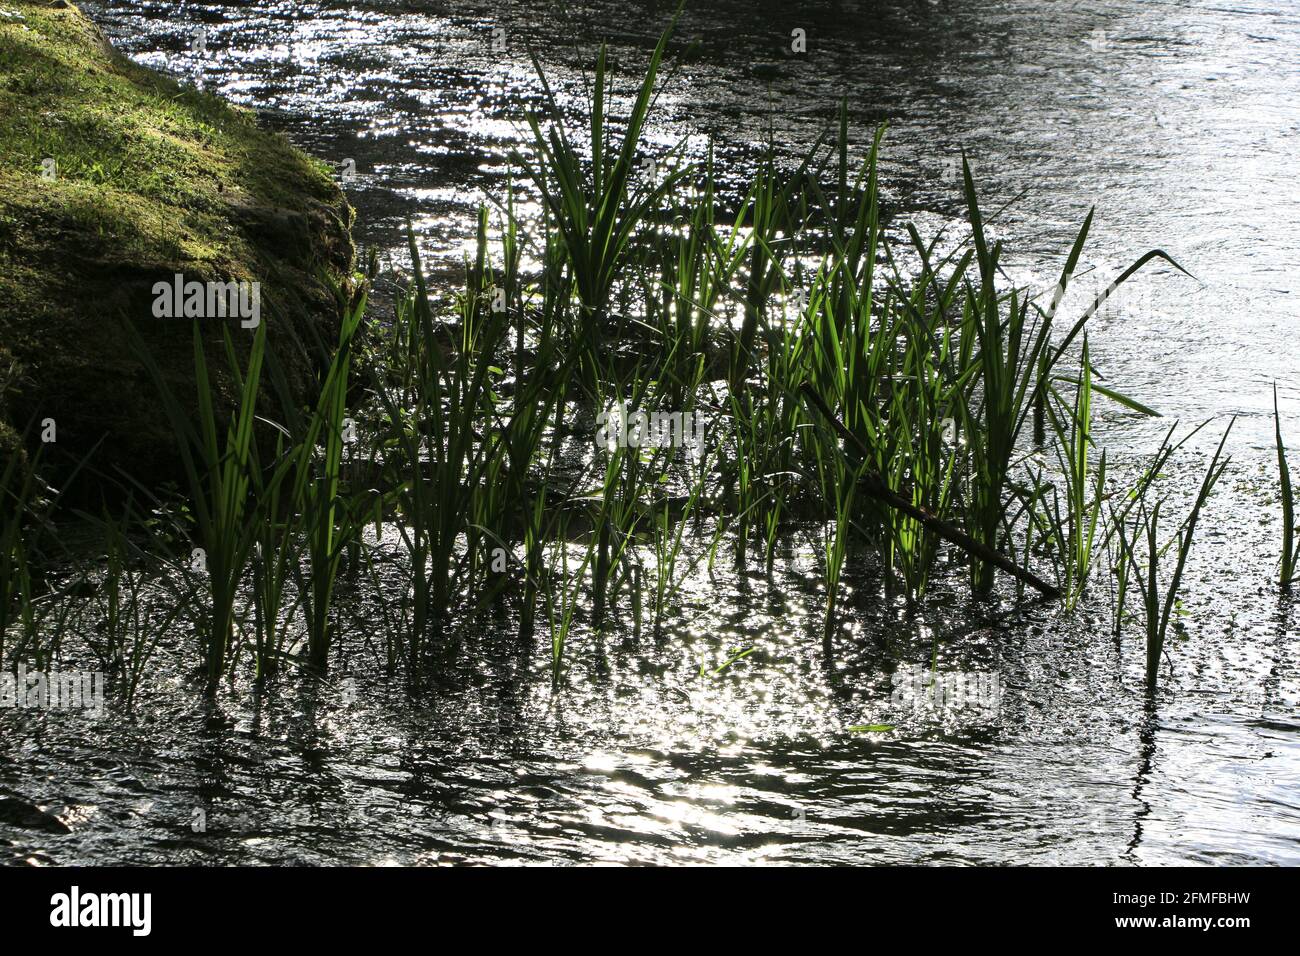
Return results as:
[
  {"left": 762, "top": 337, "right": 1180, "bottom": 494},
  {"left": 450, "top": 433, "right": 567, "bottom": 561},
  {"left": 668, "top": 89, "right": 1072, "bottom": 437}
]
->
[{"left": 798, "top": 382, "right": 1062, "bottom": 600}]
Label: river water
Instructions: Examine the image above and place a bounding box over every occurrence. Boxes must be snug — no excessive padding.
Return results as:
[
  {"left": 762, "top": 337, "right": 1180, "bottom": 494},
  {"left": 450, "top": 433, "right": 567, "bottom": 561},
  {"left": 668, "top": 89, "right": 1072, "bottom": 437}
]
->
[{"left": 2, "top": 0, "right": 1295, "bottom": 865}]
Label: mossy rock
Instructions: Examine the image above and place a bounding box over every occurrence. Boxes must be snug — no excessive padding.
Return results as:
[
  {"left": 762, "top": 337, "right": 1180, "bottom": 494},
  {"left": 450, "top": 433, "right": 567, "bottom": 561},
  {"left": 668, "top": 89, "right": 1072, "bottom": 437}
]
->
[{"left": 0, "top": 1, "right": 354, "bottom": 485}]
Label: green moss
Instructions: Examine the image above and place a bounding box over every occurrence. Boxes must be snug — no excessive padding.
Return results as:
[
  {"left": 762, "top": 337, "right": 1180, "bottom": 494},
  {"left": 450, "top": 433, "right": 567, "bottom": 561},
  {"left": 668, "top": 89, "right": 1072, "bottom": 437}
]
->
[
  {"left": 0, "top": 4, "right": 338, "bottom": 230},
  {"left": 0, "top": 1, "right": 354, "bottom": 482}
]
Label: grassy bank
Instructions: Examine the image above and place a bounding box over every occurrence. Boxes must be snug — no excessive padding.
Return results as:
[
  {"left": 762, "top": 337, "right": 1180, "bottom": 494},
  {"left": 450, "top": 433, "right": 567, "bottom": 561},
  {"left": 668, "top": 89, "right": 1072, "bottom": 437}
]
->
[{"left": 0, "top": 0, "right": 353, "bottom": 479}]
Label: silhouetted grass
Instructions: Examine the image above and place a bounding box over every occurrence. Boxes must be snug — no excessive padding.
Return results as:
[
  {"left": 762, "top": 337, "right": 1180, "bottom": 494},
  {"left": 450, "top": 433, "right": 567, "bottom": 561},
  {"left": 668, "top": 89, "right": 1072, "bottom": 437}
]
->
[{"left": 6, "top": 20, "right": 1260, "bottom": 699}]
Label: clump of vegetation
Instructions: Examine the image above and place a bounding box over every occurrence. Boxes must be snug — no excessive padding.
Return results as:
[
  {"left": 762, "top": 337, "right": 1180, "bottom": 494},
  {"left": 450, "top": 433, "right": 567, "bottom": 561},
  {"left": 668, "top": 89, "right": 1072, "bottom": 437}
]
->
[{"left": 4, "top": 17, "right": 1252, "bottom": 704}]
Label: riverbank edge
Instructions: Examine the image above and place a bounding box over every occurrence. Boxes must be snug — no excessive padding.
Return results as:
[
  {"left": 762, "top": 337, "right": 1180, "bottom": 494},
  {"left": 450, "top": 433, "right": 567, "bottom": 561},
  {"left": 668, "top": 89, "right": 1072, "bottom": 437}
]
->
[{"left": 0, "top": 0, "right": 356, "bottom": 482}]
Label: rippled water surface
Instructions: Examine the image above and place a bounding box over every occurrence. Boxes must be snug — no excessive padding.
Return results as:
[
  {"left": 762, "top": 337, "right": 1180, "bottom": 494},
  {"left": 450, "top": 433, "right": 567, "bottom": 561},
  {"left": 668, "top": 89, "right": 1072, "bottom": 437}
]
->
[{"left": 2, "top": 0, "right": 1297, "bottom": 865}]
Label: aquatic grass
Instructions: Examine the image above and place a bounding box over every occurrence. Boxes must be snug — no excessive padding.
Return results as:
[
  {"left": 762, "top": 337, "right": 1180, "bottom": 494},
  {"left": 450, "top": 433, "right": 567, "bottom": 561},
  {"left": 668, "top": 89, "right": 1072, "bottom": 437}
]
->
[
  {"left": 1274, "top": 385, "right": 1298, "bottom": 590},
  {"left": 246, "top": 432, "right": 303, "bottom": 681},
  {"left": 74, "top": 499, "right": 188, "bottom": 708},
  {"left": 818, "top": 450, "right": 867, "bottom": 641},
  {"left": 722, "top": 366, "right": 802, "bottom": 568},
  {"left": 1101, "top": 422, "right": 1187, "bottom": 638},
  {"left": 701, "top": 644, "right": 756, "bottom": 679},
  {"left": 0, "top": 440, "right": 40, "bottom": 666},
  {"left": 293, "top": 287, "right": 368, "bottom": 670},
  {"left": 785, "top": 140, "right": 1063, "bottom": 601},
  {"left": 480, "top": 187, "right": 580, "bottom": 637},
  {"left": 1037, "top": 338, "right": 1108, "bottom": 607},
  {"left": 543, "top": 516, "right": 597, "bottom": 686},
  {"left": 629, "top": 434, "right": 712, "bottom": 634},
  {"left": 646, "top": 480, "right": 704, "bottom": 635},
  {"left": 730, "top": 152, "right": 796, "bottom": 393},
  {"left": 360, "top": 532, "right": 411, "bottom": 676},
  {"left": 799, "top": 381, "right": 1061, "bottom": 599},
  {"left": 958, "top": 158, "right": 1189, "bottom": 594},
  {"left": 129, "top": 319, "right": 272, "bottom": 693},
  {"left": 516, "top": 23, "right": 689, "bottom": 392},
  {"left": 588, "top": 396, "right": 656, "bottom": 629},
  {"left": 370, "top": 225, "right": 512, "bottom": 671},
  {"left": 1117, "top": 420, "right": 1233, "bottom": 691},
  {"left": 1106, "top": 512, "right": 1133, "bottom": 638},
  {"left": 798, "top": 127, "right": 970, "bottom": 603},
  {"left": 0, "top": 433, "right": 91, "bottom": 668},
  {"left": 641, "top": 145, "right": 747, "bottom": 405},
  {"left": 961, "top": 246, "right": 1047, "bottom": 595},
  {"left": 86, "top": 500, "right": 137, "bottom": 674},
  {"left": 880, "top": 264, "right": 966, "bottom": 601},
  {"left": 14, "top": 568, "right": 87, "bottom": 674},
  {"left": 1030, "top": 338, "right": 1161, "bottom": 608}
]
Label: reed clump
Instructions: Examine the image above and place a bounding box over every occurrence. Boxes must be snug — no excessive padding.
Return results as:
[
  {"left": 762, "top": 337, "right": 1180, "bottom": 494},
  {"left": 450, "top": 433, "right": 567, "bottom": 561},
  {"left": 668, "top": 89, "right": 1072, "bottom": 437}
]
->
[{"left": 4, "top": 22, "right": 1254, "bottom": 698}]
